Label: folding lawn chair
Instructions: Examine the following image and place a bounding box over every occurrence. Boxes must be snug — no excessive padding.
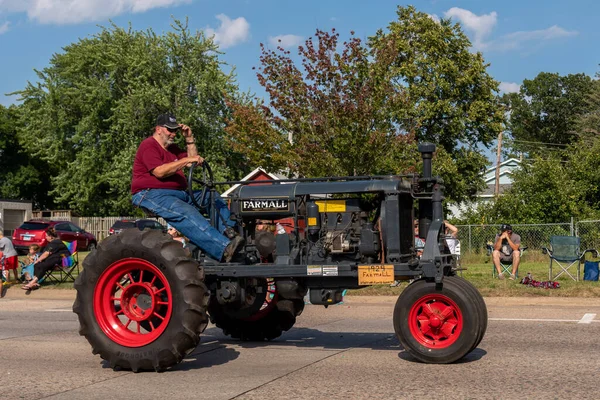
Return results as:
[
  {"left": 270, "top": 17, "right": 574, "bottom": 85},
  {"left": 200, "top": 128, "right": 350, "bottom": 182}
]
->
[
  {"left": 488, "top": 243, "right": 527, "bottom": 278},
  {"left": 41, "top": 241, "right": 80, "bottom": 285},
  {"left": 446, "top": 237, "right": 462, "bottom": 275},
  {"left": 543, "top": 235, "right": 598, "bottom": 281}
]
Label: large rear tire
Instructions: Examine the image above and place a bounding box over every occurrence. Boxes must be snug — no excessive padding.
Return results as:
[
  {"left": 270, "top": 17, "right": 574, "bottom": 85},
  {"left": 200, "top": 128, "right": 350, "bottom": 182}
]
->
[
  {"left": 393, "top": 276, "right": 482, "bottom": 363},
  {"left": 73, "top": 229, "right": 209, "bottom": 372},
  {"left": 209, "top": 280, "right": 304, "bottom": 341}
]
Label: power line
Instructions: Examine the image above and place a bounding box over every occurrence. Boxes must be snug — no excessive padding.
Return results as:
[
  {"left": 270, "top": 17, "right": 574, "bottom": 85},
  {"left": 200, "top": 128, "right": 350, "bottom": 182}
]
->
[{"left": 511, "top": 139, "right": 570, "bottom": 147}]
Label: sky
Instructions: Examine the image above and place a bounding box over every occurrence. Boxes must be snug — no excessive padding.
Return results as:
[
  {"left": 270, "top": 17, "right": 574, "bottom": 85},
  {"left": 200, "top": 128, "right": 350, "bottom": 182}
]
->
[{"left": 1, "top": 0, "right": 599, "bottom": 113}]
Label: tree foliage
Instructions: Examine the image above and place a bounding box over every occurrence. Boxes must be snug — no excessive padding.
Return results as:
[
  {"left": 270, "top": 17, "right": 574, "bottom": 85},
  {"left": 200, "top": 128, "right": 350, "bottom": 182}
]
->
[
  {"left": 502, "top": 72, "right": 594, "bottom": 156},
  {"left": 460, "top": 155, "right": 598, "bottom": 225},
  {"left": 13, "top": 19, "right": 242, "bottom": 216},
  {"left": 461, "top": 77, "right": 600, "bottom": 224},
  {"left": 226, "top": 6, "right": 504, "bottom": 204},
  {"left": 0, "top": 105, "right": 53, "bottom": 208}
]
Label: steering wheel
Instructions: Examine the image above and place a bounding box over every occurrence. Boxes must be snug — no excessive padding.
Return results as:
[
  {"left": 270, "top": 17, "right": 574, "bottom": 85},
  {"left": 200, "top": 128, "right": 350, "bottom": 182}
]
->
[{"left": 187, "top": 160, "right": 214, "bottom": 212}]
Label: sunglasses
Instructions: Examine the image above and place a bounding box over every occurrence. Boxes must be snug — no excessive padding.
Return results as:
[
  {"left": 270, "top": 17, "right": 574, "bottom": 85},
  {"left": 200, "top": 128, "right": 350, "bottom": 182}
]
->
[{"left": 165, "top": 126, "right": 180, "bottom": 133}]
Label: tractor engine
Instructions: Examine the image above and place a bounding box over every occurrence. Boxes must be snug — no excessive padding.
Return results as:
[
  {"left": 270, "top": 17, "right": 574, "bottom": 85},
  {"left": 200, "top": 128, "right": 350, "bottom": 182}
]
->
[
  {"left": 304, "top": 199, "right": 380, "bottom": 263},
  {"left": 229, "top": 182, "right": 383, "bottom": 265}
]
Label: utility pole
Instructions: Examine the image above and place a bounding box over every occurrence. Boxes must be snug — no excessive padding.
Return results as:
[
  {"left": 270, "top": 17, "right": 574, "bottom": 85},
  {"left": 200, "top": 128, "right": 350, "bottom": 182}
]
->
[{"left": 494, "top": 131, "right": 503, "bottom": 196}]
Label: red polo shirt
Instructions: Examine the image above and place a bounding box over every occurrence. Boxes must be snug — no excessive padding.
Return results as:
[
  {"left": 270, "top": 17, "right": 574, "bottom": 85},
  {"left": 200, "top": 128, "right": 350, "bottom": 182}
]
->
[{"left": 131, "top": 136, "right": 188, "bottom": 194}]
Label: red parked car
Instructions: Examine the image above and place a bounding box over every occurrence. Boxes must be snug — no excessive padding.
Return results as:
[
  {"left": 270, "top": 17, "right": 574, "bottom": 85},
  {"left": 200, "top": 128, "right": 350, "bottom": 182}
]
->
[{"left": 12, "top": 220, "right": 97, "bottom": 254}]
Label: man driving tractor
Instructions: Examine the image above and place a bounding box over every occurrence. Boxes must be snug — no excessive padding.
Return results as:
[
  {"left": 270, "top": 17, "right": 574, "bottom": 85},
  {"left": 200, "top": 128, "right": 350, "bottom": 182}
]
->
[{"left": 130, "top": 113, "right": 244, "bottom": 262}]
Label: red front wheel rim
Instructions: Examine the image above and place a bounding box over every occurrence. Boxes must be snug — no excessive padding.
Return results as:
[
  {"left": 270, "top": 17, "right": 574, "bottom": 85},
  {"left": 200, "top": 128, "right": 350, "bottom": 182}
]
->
[
  {"left": 408, "top": 294, "right": 463, "bottom": 349},
  {"left": 93, "top": 258, "right": 173, "bottom": 347}
]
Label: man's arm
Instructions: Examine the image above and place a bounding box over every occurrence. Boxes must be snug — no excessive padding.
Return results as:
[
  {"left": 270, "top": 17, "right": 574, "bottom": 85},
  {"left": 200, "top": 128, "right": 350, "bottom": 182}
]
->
[
  {"left": 506, "top": 234, "right": 520, "bottom": 251},
  {"left": 444, "top": 220, "right": 458, "bottom": 237},
  {"left": 152, "top": 155, "right": 204, "bottom": 179},
  {"left": 180, "top": 123, "right": 198, "bottom": 157},
  {"left": 493, "top": 233, "right": 505, "bottom": 250}
]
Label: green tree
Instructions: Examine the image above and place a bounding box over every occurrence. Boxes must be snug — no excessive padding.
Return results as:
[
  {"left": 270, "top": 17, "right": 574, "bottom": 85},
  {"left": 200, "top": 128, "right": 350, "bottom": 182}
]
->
[
  {"left": 503, "top": 72, "right": 594, "bottom": 156},
  {"left": 461, "top": 75, "right": 600, "bottom": 225},
  {"left": 0, "top": 104, "right": 53, "bottom": 208},
  {"left": 14, "top": 19, "right": 242, "bottom": 216},
  {"left": 577, "top": 78, "right": 600, "bottom": 138},
  {"left": 461, "top": 156, "right": 596, "bottom": 224},
  {"left": 226, "top": 6, "right": 504, "bottom": 204}
]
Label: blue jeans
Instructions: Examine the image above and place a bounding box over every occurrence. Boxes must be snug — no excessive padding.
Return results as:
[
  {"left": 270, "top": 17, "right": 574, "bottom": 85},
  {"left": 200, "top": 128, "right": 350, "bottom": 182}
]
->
[{"left": 132, "top": 189, "right": 233, "bottom": 261}]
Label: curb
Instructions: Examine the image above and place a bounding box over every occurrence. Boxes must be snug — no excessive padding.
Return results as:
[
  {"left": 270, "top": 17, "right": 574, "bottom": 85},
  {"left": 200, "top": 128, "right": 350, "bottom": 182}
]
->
[{"left": 1, "top": 283, "right": 76, "bottom": 300}]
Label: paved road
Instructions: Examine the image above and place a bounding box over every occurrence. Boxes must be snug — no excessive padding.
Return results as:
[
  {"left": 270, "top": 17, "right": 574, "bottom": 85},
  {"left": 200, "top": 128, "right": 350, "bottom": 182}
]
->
[{"left": 1, "top": 289, "right": 599, "bottom": 399}]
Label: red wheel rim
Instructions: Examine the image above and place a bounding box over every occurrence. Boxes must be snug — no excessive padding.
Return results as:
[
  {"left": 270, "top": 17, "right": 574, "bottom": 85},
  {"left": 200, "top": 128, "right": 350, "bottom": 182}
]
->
[
  {"left": 408, "top": 294, "right": 463, "bottom": 349},
  {"left": 93, "top": 258, "right": 173, "bottom": 347}
]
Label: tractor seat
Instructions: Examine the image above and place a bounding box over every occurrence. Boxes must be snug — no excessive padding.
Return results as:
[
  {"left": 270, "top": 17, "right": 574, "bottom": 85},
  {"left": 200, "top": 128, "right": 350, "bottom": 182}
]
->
[{"left": 140, "top": 207, "right": 159, "bottom": 219}]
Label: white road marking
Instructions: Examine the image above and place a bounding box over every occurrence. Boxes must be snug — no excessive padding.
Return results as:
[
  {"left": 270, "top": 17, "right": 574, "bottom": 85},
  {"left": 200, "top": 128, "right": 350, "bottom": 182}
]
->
[
  {"left": 489, "top": 318, "right": 579, "bottom": 323},
  {"left": 578, "top": 313, "right": 596, "bottom": 324},
  {"left": 490, "top": 317, "right": 600, "bottom": 323}
]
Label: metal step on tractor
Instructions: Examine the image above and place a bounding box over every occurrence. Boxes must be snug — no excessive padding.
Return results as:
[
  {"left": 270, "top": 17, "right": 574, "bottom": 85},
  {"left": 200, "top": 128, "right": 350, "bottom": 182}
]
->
[{"left": 73, "top": 143, "right": 488, "bottom": 371}]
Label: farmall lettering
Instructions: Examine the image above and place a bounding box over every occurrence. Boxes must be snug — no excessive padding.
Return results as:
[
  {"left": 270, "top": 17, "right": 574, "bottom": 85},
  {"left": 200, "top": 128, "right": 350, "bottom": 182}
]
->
[{"left": 242, "top": 198, "right": 289, "bottom": 212}]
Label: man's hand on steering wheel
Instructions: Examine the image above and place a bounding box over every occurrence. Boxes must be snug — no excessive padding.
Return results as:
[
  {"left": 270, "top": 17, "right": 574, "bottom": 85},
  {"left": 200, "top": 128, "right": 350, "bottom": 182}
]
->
[
  {"left": 187, "top": 159, "right": 214, "bottom": 212},
  {"left": 185, "top": 155, "right": 204, "bottom": 168}
]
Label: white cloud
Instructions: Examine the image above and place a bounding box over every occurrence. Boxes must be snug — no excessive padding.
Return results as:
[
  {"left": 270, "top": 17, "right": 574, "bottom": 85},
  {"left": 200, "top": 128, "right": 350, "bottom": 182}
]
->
[
  {"left": 268, "top": 34, "right": 303, "bottom": 49},
  {"left": 0, "top": 21, "right": 9, "bottom": 34},
  {"left": 499, "top": 82, "right": 520, "bottom": 94},
  {"left": 489, "top": 25, "right": 578, "bottom": 52},
  {"left": 428, "top": 13, "right": 441, "bottom": 23},
  {"left": 444, "top": 7, "right": 497, "bottom": 50},
  {"left": 0, "top": 0, "right": 191, "bottom": 25},
  {"left": 444, "top": 8, "right": 577, "bottom": 53},
  {"left": 205, "top": 14, "right": 250, "bottom": 49}
]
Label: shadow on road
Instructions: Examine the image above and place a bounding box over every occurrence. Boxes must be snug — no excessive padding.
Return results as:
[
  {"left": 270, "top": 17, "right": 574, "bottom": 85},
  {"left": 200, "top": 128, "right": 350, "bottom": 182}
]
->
[
  {"left": 204, "top": 327, "right": 397, "bottom": 351},
  {"left": 200, "top": 327, "right": 487, "bottom": 366},
  {"left": 176, "top": 346, "right": 240, "bottom": 371},
  {"left": 398, "top": 347, "right": 487, "bottom": 364},
  {"left": 95, "top": 328, "right": 485, "bottom": 372}
]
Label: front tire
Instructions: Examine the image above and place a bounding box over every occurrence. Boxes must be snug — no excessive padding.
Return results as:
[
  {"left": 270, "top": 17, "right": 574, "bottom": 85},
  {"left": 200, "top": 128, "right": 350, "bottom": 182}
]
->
[
  {"left": 73, "top": 229, "right": 209, "bottom": 371},
  {"left": 393, "top": 276, "right": 481, "bottom": 363}
]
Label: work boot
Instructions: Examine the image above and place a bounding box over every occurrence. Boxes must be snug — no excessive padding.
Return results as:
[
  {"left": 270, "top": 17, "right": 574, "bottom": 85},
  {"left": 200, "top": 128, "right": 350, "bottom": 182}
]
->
[
  {"left": 222, "top": 236, "right": 245, "bottom": 262},
  {"left": 223, "top": 227, "right": 238, "bottom": 240}
]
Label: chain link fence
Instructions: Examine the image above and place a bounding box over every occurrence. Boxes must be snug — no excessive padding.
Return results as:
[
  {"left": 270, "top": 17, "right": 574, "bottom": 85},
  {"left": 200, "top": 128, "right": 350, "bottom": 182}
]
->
[
  {"left": 455, "top": 222, "right": 576, "bottom": 255},
  {"left": 576, "top": 220, "right": 600, "bottom": 251}
]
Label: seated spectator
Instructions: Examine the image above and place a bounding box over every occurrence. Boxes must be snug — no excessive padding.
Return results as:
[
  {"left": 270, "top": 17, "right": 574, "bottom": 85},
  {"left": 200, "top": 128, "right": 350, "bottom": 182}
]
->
[
  {"left": 414, "top": 220, "right": 426, "bottom": 257},
  {"left": 21, "top": 244, "right": 41, "bottom": 282},
  {"left": 492, "top": 223, "right": 521, "bottom": 280},
  {"left": 21, "top": 228, "right": 70, "bottom": 291},
  {"left": 167, "top": 224, "right": 187, "bottom": 247},
  {"left": 256, "top": 220, "right": 276, "bottom": 233},
  {"left": 444, "top": 220, "right": 459, "bottom": 255},
  {"left": 167, "top": 224, "right": 194, "bottom": 257},
  {"left": 0, "top": 232, "right": 19, "bottom": 283}
]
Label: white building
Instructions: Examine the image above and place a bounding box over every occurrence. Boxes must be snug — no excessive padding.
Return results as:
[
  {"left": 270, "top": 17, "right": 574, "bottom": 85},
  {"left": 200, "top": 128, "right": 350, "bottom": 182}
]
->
[
  {"left": 448, "top": 158, "right": 521, "bottom": 218},
  {"left": 0, "top": 199, "right": 33, "bottom": 236}
]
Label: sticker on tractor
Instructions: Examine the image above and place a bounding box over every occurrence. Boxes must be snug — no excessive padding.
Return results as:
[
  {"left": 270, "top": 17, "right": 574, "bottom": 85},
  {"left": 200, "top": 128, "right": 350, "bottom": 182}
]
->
[
  {"left": 358, "top": 265, "right": 394, "bottom": 285},
  {"left": 315, "top": 200, "right": 346, "bottom": 212},
  {"left": 307, "top": 265, "right": 322, "bottom": 275},
  {"left": 322, "top": 266, "right": 339, "bottom": 276}
]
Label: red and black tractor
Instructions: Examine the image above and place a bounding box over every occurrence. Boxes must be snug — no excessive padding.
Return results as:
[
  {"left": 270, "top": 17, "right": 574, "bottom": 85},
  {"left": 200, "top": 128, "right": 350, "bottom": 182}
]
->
[{"left": 73, "top": 143, "right": 487, "bottom": 371}]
